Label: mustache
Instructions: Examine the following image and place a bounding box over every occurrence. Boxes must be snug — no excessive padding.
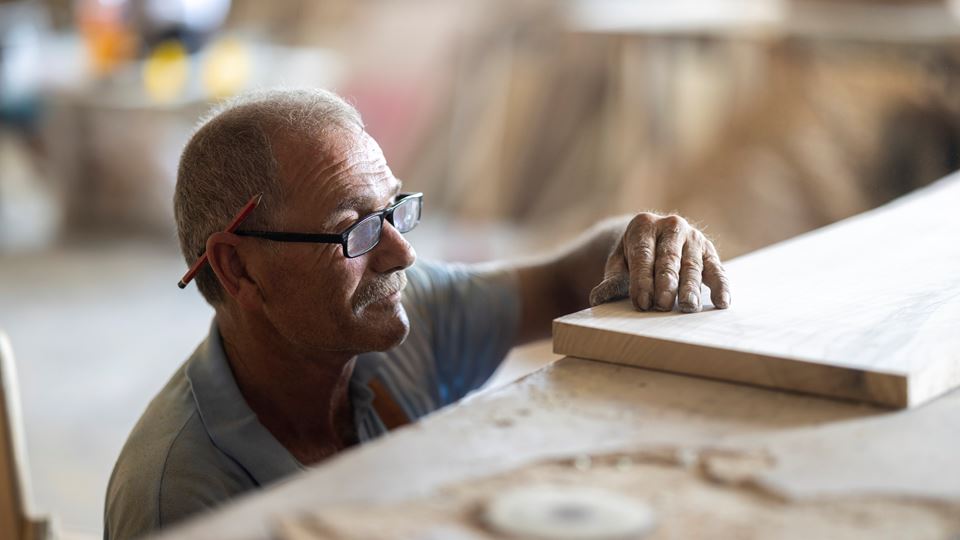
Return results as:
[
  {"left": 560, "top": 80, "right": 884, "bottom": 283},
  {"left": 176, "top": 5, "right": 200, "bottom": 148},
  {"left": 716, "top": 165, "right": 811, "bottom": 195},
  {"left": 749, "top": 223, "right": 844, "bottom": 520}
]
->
[{"left": 353, "top": 271, "right": 408, "bottom": 311}]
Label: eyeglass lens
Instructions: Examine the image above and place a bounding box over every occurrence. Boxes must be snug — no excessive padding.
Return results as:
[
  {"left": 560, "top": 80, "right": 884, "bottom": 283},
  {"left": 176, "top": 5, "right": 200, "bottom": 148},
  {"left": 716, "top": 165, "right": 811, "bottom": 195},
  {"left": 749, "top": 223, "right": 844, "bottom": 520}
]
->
[
  {"left": 346, "top": 215, "right": 382, "bottom": 257},
  {"left": 391, "top": 197, "right": 420, "bottom": 233},
  {"left": 345, "top": 196, "right": 421, "bottom": 257}
]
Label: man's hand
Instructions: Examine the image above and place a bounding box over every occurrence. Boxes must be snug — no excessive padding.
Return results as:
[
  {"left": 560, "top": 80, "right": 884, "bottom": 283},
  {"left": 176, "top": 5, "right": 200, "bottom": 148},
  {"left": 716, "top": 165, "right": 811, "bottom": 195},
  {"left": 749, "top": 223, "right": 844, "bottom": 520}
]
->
[{"left": 589, "top": 213, "right": 731, "bottom": 313}]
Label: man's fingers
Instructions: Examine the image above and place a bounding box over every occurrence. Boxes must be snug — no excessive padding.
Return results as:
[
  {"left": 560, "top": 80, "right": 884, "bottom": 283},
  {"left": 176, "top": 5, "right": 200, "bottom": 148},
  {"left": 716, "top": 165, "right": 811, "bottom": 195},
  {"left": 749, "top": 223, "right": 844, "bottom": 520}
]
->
[
  {"left": 603, "top": 236, "right": 629, "bottom": 277},
  {"left": 589, "top": 237, "right": 629, "bottom": 306},
  {"left": 589, "top": 274, "right": 629, "bottom": 306},
  {"left": 678, "top": 232, "right": 704, "bottom": 313},
  {"left": 615, "top": 212, "right": 730, "bottom": 314},
  {"left": 702, "top": 240, "right": 731, "bottom": 309},
  {"left": 652, "top": 216, "right": 686, "bottom": 311},
  {"left": 626, "top": 215, "right": 658, "bottom": 310}
]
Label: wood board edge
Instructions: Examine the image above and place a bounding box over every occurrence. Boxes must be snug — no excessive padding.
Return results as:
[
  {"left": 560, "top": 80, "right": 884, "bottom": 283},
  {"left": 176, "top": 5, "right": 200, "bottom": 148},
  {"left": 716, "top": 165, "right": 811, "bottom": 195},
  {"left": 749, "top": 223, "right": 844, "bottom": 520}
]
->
[{"left": 552, "top": 319, "right": 909, "bottom": 408}]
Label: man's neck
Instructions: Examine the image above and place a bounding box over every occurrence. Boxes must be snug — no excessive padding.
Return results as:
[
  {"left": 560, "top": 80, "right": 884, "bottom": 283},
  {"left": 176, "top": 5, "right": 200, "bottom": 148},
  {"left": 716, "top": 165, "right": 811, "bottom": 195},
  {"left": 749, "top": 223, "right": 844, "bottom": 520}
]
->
[{"left": 216, "top": 310, "right": 359, "bottom": 466}]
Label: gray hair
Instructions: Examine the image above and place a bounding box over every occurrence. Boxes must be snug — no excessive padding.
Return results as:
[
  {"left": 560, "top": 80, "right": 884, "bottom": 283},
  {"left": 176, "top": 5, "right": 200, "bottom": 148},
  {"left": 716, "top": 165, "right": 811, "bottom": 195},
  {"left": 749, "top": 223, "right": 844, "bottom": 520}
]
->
[{"left": 174, "top": 88, "right": 364, "bottom": 305}]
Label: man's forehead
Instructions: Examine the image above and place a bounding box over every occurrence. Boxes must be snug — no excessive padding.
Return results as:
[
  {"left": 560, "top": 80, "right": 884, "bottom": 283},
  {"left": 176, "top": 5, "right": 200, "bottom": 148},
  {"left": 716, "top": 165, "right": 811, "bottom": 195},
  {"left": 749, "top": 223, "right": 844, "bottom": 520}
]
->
[
  {"left": 321, "top": 128, "right": 384, "bottom": 160},
  {"left": 276, "top": 129, "right": 399, "bottom": 219},
  {"left": 330, "top": 178, "right": 402, "bottom": 212},
  {"left": 278, "top": 128, "right": 386, "bottom": 179},
  {"left": 320, "top": 131, "right": 395, "bottom": 191}
]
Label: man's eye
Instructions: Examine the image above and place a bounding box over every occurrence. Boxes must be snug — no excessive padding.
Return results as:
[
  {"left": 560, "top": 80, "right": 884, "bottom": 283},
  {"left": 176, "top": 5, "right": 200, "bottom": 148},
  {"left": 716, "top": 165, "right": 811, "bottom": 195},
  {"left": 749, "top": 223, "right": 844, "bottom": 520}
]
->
[{"left": 333, "top": 214, "right": 358, "bottom": 230}]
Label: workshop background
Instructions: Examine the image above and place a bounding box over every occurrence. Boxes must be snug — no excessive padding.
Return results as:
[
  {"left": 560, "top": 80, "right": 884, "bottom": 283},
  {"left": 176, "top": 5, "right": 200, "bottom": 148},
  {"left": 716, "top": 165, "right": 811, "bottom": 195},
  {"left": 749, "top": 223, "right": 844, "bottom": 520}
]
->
[{"left": 1, "top": 0, "right": 958, "bottom": 536}]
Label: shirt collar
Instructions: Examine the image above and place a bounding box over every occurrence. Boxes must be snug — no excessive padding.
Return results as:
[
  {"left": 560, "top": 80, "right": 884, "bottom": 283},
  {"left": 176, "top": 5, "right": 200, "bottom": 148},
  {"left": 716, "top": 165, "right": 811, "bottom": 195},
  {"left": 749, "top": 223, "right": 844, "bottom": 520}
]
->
[
  {"left": 349, "top": 353, "right": 386, "bottom": 443},
  {"left": 185, "top": 319, "right": 305, "bottom": 486},
  {"left": 184, "top": 319, "right": 386, "bottom": 486}
]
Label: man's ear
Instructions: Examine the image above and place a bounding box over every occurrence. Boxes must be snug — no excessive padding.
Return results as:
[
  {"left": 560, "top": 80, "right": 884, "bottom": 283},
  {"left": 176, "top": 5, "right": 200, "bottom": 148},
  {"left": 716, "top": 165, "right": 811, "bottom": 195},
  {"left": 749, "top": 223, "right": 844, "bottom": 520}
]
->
[{"left": 206, "top": 232, "right": 263, "bottom": 310}]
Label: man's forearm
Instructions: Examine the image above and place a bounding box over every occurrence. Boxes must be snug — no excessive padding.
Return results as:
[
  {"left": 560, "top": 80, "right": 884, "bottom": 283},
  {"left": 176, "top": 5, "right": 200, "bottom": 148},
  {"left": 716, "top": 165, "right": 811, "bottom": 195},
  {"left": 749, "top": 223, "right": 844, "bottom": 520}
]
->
[
  {"left": 553, "top": 215, "right": 631, "bottom": 313},
  {"left": 514, "top": 215, "right": 631, "bottom": 343}
]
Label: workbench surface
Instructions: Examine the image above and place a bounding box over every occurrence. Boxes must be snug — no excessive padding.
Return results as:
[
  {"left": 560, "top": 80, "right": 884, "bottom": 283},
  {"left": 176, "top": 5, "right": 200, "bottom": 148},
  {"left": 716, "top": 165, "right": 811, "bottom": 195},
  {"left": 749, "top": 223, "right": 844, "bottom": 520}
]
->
[{"left": 155, "top": 355, "right": 960, "bottom": 539}]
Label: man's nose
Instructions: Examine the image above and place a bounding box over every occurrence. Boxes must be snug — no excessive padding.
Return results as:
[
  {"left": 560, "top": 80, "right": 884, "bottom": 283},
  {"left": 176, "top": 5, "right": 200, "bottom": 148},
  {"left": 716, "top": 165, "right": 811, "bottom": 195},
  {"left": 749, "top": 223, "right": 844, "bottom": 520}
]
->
[{"left": 370, "top": 220, "right": 416, "bottom": 273}]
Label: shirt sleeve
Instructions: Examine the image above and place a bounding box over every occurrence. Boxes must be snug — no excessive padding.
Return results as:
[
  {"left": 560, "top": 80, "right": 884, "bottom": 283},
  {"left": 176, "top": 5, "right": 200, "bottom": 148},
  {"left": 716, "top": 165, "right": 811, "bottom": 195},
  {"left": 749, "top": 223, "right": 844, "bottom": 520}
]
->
[
  {"left": 103, "top": 410, "right": 256, "bottom": 540},
  {"left": 405, "top": 260, "right": 521, "bottom": 406}
]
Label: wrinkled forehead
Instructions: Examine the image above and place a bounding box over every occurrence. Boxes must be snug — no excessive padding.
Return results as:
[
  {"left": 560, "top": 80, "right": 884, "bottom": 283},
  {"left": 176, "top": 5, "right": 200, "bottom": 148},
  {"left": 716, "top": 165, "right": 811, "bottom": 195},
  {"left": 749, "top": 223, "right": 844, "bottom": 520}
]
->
[
  {"left": 321, "top": 128, "right": 386, "bottom": 168},
  {"left": 277, "top": 125, "right": 383, "bottom": 169},
  {"left": 274, "top": 128, "right": 399, "bottom": 225}
]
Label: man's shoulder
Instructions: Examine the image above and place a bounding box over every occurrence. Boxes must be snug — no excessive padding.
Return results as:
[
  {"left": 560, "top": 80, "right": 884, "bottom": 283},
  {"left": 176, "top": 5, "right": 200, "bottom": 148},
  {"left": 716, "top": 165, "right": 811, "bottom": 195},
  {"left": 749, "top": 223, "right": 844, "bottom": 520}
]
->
[
  {"left": 404, "top": 259, "right": 518, "bottom": 304},
  {"left": 104, "top": 363, "right": 254, "bottom": 539},
  {"left": 404, "top": 258, "right": 450, "bottom": 290}
]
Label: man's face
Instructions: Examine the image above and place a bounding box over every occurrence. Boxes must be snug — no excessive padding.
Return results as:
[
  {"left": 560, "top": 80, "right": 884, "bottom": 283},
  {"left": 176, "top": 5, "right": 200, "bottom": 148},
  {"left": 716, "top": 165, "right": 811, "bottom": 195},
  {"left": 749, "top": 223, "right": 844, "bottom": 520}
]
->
[{"left": 247, "top": 128, "right": 417, "bottom": 355}]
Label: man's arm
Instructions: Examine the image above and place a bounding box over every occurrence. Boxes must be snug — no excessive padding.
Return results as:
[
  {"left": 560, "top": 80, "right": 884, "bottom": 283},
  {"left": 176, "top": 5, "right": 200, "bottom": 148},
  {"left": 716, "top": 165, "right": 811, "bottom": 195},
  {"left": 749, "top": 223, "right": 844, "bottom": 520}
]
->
[
  {"left": 511, "top": 216, "right": 627, "bottom": 344},
  {"left": 511, "top": 213, "right": 731, "bottom": 345}
]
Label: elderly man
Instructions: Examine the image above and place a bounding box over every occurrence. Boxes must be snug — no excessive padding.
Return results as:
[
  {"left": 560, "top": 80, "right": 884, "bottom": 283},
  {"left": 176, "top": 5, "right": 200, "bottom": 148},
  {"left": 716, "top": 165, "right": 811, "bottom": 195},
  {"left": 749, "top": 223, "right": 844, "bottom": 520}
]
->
[{"left": 104, "top": 88, "right": 729, "bottom": 539}]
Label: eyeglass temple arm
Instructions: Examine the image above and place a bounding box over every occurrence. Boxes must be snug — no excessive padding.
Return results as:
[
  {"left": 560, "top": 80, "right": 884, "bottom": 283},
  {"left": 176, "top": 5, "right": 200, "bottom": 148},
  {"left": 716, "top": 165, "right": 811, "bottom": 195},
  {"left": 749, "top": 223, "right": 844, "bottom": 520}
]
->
[
  {"left": 178, "top": 193, "right": 263, "bottom": 289},
  {"left": 234, "top": 231, "right": 344, "bottom": 243}
]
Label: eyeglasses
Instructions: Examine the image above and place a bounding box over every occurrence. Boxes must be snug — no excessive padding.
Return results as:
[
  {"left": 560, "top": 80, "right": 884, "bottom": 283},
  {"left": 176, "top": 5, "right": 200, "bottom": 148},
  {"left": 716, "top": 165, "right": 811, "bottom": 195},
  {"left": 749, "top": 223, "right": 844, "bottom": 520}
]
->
[{"left": 235, "top": 192, "right": 423, "bottom": 258}]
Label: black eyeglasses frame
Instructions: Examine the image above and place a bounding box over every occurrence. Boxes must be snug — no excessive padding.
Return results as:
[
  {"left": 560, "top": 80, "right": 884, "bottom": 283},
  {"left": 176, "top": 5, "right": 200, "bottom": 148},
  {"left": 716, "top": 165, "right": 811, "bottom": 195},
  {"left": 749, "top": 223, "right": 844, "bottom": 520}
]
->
[{"left": 234, "top": 192, "right": 422, "bottom": 258}]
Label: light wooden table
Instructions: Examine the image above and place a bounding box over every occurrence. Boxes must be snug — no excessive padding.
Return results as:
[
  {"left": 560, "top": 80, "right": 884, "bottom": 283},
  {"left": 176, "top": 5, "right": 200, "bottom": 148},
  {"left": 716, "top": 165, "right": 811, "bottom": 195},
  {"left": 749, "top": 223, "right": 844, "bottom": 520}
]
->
[{"left": 154, "top": 352, "right": 960, "bottom": 539}]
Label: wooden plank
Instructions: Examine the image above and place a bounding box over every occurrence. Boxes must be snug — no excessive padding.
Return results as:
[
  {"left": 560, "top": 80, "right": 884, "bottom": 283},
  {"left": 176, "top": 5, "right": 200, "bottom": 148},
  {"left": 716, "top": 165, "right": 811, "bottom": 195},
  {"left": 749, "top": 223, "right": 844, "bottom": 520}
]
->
[{"left": 554, "top": 172, "right": 960, "bottom": 408}]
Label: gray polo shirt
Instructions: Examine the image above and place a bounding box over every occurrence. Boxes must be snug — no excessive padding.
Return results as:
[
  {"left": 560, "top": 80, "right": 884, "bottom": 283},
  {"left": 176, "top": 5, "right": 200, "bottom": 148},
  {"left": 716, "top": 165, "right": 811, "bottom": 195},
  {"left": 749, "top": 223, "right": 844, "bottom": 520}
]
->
[{"left": 103, "top": 260, "right": 520, "bottom": 540}]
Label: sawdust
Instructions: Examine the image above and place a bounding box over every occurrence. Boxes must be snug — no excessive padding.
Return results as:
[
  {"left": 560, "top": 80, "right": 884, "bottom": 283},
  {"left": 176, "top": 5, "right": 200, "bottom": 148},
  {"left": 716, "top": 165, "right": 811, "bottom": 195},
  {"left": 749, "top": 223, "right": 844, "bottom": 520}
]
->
[{"left": 273, "top": 449, "right": 960, "bottom": 540}]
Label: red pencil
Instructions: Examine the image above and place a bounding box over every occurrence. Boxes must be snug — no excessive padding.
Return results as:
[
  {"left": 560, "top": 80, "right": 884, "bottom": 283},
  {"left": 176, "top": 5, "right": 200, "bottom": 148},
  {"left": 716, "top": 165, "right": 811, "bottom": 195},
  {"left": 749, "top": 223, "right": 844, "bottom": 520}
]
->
[{"left": 178, "top": 193, "right": 263, "bottom": 289}]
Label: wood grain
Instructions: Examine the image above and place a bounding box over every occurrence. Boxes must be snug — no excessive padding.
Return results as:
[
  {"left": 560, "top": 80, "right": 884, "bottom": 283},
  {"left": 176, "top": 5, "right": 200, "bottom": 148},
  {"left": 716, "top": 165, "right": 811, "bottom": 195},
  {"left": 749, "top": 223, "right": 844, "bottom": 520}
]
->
[
  {"left": 554, "top": 172, "right": 960, "bottom": 408},
  {"left": 154, "top": 357, "right": 960, "bottom": 540}
]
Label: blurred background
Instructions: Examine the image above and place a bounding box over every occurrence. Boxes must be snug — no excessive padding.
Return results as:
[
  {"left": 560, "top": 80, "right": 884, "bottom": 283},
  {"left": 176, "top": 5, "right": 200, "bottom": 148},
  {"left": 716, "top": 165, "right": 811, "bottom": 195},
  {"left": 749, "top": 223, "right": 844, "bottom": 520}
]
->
[{"left": 1, "top": 0, "right": 959, "bottom": 535}]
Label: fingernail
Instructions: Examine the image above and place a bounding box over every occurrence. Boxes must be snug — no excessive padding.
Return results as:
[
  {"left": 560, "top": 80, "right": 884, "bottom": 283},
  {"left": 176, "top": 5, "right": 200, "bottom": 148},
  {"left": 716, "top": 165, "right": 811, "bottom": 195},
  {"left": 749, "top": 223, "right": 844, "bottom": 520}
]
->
[
  {"left": 657, "top": 291, "right": 674, "bottom": 310},
  {"left": 720, "top": 292, "right": 731, "bottom": 308},
  {"left": 684, "top": 293, "right": 697, "bottom": 307}
]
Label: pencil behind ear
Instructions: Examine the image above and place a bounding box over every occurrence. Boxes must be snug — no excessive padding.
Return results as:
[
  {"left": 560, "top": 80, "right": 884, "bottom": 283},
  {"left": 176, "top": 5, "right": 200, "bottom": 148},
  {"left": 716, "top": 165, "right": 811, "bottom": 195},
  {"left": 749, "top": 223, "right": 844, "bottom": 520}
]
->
[{"left": 206, "top": 232, "right": 262, "bottom": 310}]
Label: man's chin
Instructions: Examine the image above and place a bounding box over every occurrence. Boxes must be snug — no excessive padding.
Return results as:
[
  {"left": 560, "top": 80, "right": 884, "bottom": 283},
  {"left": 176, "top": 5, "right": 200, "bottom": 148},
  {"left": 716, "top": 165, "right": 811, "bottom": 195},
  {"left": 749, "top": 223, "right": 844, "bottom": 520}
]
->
[{"left": 363, "top": 305, "right": 410, "bottom": 352}]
